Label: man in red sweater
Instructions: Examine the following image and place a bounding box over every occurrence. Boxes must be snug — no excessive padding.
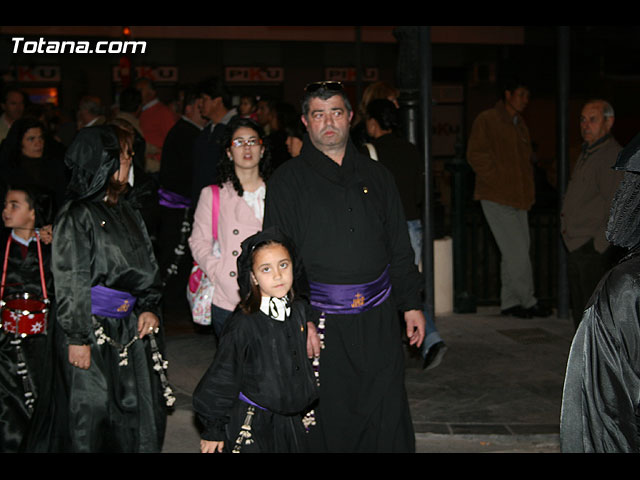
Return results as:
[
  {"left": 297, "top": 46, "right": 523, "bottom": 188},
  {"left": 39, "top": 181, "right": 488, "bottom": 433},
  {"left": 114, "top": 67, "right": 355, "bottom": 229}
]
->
[{"left": 135, "top": 77, "right": 177, "bottom": 173}]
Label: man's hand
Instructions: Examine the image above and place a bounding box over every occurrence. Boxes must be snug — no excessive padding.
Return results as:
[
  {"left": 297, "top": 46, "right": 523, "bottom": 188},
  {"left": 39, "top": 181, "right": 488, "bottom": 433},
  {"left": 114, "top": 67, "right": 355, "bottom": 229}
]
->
[
  {"left": 306, "top": 321, "right": 322, "bottom": 359},
  {"left": 404, "top": 309, "right": 426, "bottom": 347}
]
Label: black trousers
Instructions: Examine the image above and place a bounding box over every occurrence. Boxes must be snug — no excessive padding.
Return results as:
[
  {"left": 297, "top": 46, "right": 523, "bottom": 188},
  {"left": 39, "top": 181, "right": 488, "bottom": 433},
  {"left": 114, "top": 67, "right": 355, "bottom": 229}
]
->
[{"left": 567, "top": 240, "right": 620, "bottom": 328}]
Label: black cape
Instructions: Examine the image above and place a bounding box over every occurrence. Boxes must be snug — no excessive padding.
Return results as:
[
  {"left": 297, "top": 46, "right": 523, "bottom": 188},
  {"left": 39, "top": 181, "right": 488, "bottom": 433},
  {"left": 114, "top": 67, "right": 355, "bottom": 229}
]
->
[
  {"left": 560, "top": 249, "right": 640, "bottom": 452},
  {"left": 192, "top": 299, "right": 318, "bottom": 453},
  {"left": 0, "top": 235, "right": 54, "bottom": 452},
  {"left": 263, "top": 135, "right": 421, "bottom": 452}
]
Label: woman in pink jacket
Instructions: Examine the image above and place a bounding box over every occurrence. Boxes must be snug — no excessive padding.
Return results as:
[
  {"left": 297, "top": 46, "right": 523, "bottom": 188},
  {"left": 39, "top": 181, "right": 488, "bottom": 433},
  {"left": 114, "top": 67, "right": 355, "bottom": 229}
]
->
[{"left": 189, "top": 117, "right": 272, "bottom": 337}]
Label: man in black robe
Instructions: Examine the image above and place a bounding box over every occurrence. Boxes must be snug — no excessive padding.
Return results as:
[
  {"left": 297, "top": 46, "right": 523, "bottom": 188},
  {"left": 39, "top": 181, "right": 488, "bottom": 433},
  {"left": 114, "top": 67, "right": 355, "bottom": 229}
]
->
[
  {"left": 560, "top": 132, "right": 640, "bottom": 452},
  {"left": 263, "top": 81, "right": 425, "bottom": 453}
]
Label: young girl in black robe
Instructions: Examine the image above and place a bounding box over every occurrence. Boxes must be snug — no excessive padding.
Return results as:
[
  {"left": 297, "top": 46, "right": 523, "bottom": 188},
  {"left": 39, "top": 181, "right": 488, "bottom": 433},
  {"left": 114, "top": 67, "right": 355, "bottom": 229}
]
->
[
  {"left": 0, "top": 184, "right": 54, "bottom": 452},
  {"left": 193, "top": 226, "right": 318, "bottom": 453}
]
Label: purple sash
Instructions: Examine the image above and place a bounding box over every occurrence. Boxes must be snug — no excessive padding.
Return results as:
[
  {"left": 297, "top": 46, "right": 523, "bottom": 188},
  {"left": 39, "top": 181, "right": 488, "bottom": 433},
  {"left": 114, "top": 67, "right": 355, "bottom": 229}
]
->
[
  {"left": 309, "top": 265, "right": 392, "bottom": 315},
  {"left": 239, "top": 392, "right": 267, "bottom": 411},
  {"left": 157, "top": 188, "right": 192, "bottom": 209},
  {"left": 91, "top": 285, "right": 137, "bottom": 319}
]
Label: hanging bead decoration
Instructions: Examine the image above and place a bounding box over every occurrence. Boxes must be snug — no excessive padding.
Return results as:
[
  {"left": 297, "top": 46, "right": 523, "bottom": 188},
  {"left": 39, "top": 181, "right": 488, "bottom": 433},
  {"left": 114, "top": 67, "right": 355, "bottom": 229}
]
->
[
  {"left": 232, "top": 405, "right": 256, "bottom": 453},
  {"left": 11, "top": 335, "right": 36, "bottom": 413},
  {"left": 303, "top": 312, "right": 326, "bottom": 432},
  {"left": 148, "top": 331, "right": 176, "bottom": 408},
  {"left": 162, "top": 209, "right": 192, "bottom": 288}
]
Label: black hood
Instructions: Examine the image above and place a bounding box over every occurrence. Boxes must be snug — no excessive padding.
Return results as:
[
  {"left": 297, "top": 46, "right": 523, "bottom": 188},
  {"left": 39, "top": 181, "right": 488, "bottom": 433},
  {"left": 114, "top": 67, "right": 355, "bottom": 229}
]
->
[
  {"left": 606, "top": 131, "right": 640, "bottom": 250},
  {"left": 613, "top": 131, "right": 640, "bottom": 173},
  {"left": 64, "top": 125, "right": 121, "bottom": 201},
  {"left": 236, "top": 225, "right": 306, "bottom": 300}
]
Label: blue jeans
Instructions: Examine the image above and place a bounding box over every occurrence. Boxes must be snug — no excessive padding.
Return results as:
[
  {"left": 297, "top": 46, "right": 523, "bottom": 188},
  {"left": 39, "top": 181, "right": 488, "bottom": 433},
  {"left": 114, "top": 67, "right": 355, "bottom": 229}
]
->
[
  {"left": 407, "top": 220, "right": 444, "bottom": 358},
  {"left": 211, "top": 304, "right": 233, "bottom": 338}
]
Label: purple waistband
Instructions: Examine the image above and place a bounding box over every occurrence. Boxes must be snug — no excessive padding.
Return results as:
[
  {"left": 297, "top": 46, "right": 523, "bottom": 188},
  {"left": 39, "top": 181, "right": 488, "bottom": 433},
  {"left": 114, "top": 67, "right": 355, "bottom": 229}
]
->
[
  {"left": 91, "top": 285, "right": 137, "bottom": 319},
  {"left": 157, "top": 188, "right": 192, "bottom": 209},
  {"left": 239, "top": 392, "right": 267, "bottom": 411},
  {"left": 309, "top": 265, "right": 391, "bottom": 315}
]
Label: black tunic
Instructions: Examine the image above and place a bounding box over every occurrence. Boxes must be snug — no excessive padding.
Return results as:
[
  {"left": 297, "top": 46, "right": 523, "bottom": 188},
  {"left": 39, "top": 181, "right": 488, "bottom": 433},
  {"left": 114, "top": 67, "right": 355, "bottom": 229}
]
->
[
  {"left": 560, "top": 249, "right": 640, "bottom": 452},
  {"left": 0, "top": 235, "right": 53, "bottom": 452},
  {"left": 192, "top": 299, "right": 318, "bottom": 453},
  {"left": 42, "top": 198, "right": 166, "bottom": 453},
  {"left": 263, "top": 136, "right": 422, "bottom": 452}
]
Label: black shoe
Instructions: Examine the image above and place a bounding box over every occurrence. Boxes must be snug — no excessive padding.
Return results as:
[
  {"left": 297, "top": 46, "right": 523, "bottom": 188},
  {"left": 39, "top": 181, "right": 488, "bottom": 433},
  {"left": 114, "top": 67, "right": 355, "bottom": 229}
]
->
[
  {"left": 526, "top": 303, "right": 551, "bottom": 317},
  {"left": 422, "top": 342, "right": 448, "bottom": 370},
  {"left": 501, "top": 305, "right": 532, "bottom": 318}
]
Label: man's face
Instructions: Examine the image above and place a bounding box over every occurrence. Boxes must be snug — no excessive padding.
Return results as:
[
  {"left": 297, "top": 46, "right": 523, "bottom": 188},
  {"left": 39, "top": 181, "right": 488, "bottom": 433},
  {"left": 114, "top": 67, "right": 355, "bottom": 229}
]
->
[
  {"left": 504, "top": 87, "right": 530, "bottom": 114},
  {"left": 2, "top": 91, "right": 25, "bottom": 122},
  {"left": 199, "top": 94, "right": 218, "bottom": 121},
  {"left": 580, "top": 102, "right": 613, "bottom": 146},
  {"left": 255, "top": 101, "right": 272, "bottom": 126},
  {"left": 301, "top": 95, "right": 353, "bottom": 155}
]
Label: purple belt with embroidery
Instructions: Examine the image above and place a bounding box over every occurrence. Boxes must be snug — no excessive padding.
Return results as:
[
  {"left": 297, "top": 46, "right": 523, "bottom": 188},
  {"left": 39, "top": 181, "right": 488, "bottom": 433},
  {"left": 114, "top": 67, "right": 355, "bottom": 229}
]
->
[
  {"left": 91, "top": 285, "right": 137, "bottom": 319},
  {"left": 308, "top": 265, "right": 392, "bottom": 315},
  {"left": 239, "top": 392, "right": 267, "bottom": 411},
  {"left": 157, "top": 188, "right": 192, "bottom": 209}
]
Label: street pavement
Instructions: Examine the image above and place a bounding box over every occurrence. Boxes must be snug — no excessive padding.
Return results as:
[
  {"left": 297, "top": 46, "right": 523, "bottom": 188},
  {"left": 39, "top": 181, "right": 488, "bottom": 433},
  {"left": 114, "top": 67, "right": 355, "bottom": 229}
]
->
[{"left": 160, "top": 304, "right": 575, "bottom": 453}]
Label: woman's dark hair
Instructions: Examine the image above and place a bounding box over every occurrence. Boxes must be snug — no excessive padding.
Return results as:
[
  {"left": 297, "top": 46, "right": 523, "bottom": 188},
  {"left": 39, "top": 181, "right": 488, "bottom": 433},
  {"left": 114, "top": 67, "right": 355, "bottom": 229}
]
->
[
  {"left": 104, "top": 122, "right": 134, "bottom": 205},
  {"left": 6, "top": 183, "right": 55, "bottom": 228},
  {"left": 216, "top": 116, "right": 272, "bottom": 196},
  {"left": 238, "top": 239, "right": 295, "bottom": 314},
  {"left": 366, "top": 98, "right": 400, "bottom": 132},
  {"left": 0, "top": 117, "right": 47, "bottom": 166}
]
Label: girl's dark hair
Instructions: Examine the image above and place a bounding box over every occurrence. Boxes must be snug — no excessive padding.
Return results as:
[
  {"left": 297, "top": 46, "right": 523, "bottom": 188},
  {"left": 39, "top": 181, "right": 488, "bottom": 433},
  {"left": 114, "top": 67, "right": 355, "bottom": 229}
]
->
[
  {"left": 216, "top": 116, "right": 272, "bottom": 196},
  {"left": 7, "top": 183, "right": 55, "bottom": 228},
  {"left": 238, "top": 239, "right": 295, "bottom": 314}
]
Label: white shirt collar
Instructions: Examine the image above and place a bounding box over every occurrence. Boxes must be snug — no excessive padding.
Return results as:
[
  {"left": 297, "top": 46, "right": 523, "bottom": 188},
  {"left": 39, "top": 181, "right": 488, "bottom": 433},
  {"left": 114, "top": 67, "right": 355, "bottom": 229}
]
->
[
  {"left": 11, "top": 229, "right": 36, "bottom": 247},
  {"left": 259, "top": 296, "right": 290, "bottom": 321},
  {"left": 142, "top": 98, "right": 159, "bottom": 111}
]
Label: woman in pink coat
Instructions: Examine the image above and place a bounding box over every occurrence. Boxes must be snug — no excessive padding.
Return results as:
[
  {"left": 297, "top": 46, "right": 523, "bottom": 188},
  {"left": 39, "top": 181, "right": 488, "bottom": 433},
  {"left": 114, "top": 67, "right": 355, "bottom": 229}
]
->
[{"left": 189, "top": 117, "right": 272, "bottom": 337}]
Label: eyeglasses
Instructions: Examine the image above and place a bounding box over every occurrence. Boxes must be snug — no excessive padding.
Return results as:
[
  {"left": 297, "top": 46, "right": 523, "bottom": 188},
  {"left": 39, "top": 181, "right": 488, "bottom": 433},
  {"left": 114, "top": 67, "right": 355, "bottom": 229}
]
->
[
  {"left": 231, "top": 138, "right": 263, "bottom": 148},
  {"left": 304, "top": 81, "right": 344, "bottom": 93}
]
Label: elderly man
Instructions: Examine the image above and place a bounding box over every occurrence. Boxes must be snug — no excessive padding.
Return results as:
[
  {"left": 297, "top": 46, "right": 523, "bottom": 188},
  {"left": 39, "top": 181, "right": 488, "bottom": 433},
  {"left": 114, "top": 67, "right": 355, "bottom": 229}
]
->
[
  {"left": 467, "top": 77, "right": 550, "bottom": 319},
  {"left": 561, "top": 99, "right": 623, "bottom": 328},
  {"left": 263, "top": 81, "right": 424, "bottom": 452}
]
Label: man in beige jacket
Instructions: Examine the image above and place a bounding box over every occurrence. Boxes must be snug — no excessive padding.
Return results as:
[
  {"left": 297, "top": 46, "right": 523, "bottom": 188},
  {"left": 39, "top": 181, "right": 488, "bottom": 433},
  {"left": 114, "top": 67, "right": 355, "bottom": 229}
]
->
[
  {"left": 561, "top": 99, "right": 623, "bottom": 328},
  {"left": 467, "top": 78, "right": 550, "bottom": 319}
]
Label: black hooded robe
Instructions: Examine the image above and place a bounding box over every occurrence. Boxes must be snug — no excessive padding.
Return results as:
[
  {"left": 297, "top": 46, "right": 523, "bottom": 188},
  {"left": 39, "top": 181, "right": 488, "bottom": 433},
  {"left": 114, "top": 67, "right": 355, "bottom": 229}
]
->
[
  {"left": 27, "top": 126, "right": 167, "bottom": 453},
  {"left": 560, "top": 249, "right": 640, "bottom": 452},
  {"left": 263, "top": 137, "right": 422, "bottom": 452}
]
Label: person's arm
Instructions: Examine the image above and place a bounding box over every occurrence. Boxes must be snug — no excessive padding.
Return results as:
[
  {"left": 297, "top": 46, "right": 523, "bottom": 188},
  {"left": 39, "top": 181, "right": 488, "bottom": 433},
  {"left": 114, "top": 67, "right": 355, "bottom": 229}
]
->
[
  {"left": 466, "top": 114, "right": 496, "bottom": 178},
  {"left": 189, "top": 186, "right": 221, "bottom": 282}
]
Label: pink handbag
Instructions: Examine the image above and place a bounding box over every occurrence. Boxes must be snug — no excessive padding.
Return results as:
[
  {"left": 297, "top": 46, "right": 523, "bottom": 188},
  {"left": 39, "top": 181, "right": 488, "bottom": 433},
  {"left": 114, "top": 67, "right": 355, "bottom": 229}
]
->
[{"left": 186, "top": 185, "right": 219, "bottom": 325}]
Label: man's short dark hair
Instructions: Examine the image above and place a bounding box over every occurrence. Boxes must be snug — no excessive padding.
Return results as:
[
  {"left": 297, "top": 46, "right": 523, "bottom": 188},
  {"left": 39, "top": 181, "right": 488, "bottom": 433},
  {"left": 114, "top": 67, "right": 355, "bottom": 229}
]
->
[
  {"left": 301, "top": 84, "right": 353, "bottom": 119},
  {"left": 119, "top": 87, "right": 142, "bottom": 113},
  {"left": 1, "top": 86, "right": 25, "bottom": 105},
  {"left": 501, "top": 76, "right": 529, "bottom": 100},
  {"left": 196, "top": 77, "right": 232, "bottom": 110}
]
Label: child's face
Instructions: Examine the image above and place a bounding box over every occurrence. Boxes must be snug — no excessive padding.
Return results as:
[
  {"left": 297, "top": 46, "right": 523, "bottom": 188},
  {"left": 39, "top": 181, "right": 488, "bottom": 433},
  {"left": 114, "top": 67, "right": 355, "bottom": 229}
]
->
[
  {"left": 2, "top": 190, "right": 35, "bottom": 231},
  {"left": 251, "top": 243, "right": 293, "bottom": 299}
]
